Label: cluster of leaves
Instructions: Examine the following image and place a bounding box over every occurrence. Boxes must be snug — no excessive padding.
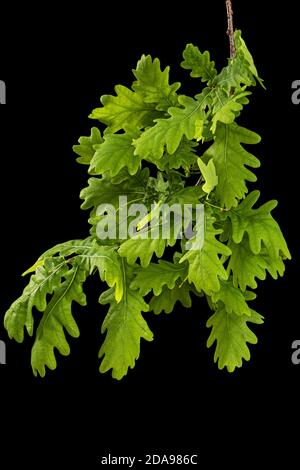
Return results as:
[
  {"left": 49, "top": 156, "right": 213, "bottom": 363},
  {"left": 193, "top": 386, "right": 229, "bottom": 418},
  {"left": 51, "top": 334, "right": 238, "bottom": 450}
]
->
[{"left": 4, "top": 31, "right": 290, "bottom": 379}]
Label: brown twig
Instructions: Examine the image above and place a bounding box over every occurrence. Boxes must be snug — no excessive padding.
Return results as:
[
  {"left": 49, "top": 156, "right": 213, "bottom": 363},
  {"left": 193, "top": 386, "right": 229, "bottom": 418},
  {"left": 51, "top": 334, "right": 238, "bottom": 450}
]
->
[{"left": 225, "top": 0, "right": 236, "bottom": 58}]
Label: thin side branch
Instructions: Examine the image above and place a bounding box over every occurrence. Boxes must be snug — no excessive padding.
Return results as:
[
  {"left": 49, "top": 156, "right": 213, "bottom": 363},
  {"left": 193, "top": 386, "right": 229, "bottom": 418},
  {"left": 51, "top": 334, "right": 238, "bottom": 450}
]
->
[{"left": 225, "top": 0, "right": 236, "bottom": 58}]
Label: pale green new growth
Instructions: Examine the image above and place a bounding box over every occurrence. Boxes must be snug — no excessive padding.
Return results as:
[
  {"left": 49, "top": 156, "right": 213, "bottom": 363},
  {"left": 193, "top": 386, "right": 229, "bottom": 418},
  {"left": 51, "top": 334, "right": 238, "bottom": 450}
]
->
[
  {"left": 4, "top": 31, "right": 290, "bottom": 378},
  {"left": 197, "top": 158, "right": 218, "bottom": 195}
]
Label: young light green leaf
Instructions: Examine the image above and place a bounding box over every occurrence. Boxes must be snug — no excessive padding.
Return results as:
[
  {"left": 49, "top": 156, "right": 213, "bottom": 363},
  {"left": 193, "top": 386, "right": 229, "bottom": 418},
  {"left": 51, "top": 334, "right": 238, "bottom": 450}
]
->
[
  {"left": 212, "top": 30, "right": 264, "bottom": 93},
  {"left": 207, "top": 305, "right": 264, "bottom": 372},
  {"left": 22, "top": 259, "right": 45, "bottom": 277},
  {"left": 197, "top": 157, "right": 218, "bottom": 195},
  {"left": 234, "top": 30, "right": 265, "bottom": 88}
]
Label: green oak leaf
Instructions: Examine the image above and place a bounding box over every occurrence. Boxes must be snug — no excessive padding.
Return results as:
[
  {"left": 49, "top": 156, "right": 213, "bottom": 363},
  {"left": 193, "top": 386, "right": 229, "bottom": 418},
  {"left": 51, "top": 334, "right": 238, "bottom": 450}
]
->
[
  {"left": 79, "top": 243, "right": 124, "bottom": 302},
  {"left": 155, "top": 139, "right": 198, "bottom": 171},
  {"left": 131, "top": 260, "right": 187, "bottom": 296},
  {"left": 181, "top": 43, "right": 217, "bottom": 83},
  {"left": 72, "top": 127, "right": 103, "bottom": 165},
  {"left": 31, "top": 265, "right": 87, "bottom": 377},
  {"left": 212, "top": 30, "right": 264, "bottom": 92},
  {"left": 211, "top": 279, "right": 256, "bottom": 316},
  {"left": 98, "top": 262, "right": 152, "bottom": 380},
  {"left": 80, "top": 169, "right": 148, "bottom": 215},
  {"left": 90, "top": 85, "right": 160, "bottom": 134},
  {"left": 203, "top": 122, "right": 261, "bottom": 209},
  {"left": 118, "top": 237, "right": 166, "bottom": 268},
  {"left": 4, "top": 258, "right": 69, "bottom": 342},
  {"left": 180, "top": 213, "right": 231, "bottom": 295},
  {"left": 149, "top": 281, "right": 196, "bottom": 314},
  {"left": 210, "top": 89, "right": 251, "bottom": 134},
  {"left": 132, "top": 54, "right": 180, "bottom": 111},
  {"left": 207, "top": 305, "right": 264, "bottom": 372},
  {"left": 234, "top": 30, "right": 264, "bottom": 88},
  {"left": 89, "top": 133, "right": 142, "bottom": 177},
  {"left": 37, "top": 238, "right": 94, "bottom": 260},
  {"left": 227, "top": 238, "right": 286, "bottom": 291},
  {"left": 229, "top": 191, "right": 291, "bottom": 259},
  {"left": 133, "top": 91, "right": 210, "bottom": 159}
]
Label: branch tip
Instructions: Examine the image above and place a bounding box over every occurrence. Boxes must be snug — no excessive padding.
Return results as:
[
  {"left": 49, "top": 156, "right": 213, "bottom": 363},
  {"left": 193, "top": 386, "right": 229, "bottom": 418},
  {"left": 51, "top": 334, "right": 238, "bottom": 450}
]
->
[{"left": 225, "top": 0, "right": 236, "bottom": 59}]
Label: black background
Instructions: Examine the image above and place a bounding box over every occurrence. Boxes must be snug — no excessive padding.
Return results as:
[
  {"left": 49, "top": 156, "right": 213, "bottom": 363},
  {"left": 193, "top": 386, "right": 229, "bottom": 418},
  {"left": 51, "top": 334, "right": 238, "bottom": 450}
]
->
[{"left": 0, "top": 1, "right": 299, "bottom": 466}]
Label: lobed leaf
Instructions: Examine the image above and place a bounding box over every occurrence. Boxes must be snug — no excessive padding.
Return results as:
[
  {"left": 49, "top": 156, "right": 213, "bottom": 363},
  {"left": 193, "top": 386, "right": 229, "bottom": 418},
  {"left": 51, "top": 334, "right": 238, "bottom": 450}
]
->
[
  {"left": 132, "top": 54, "right": 180, "bottom": 111},
  {"left": 90, "top": 85, "right": 160, "bottom": 134},
  {"left": 227, "top": 238, "right": 286, "bottom": 291},
  {"left": 203, "top": 123, "right": 261, "bottom": 209},
  {"left": 207, "top": 305, "right": 264, "bottom": 372},
  {"left": 180, "top": 213, "right": 231, "bottom": 295},
  {"left": 211, "top": 279, "right": 256, "bottom": 316},
  {"left": 133, "top": 91, "right": 209, "bottom": 159},
  {"left": 72, "top": 127, "right": 103, "bottom": 165},
  {"left": 89, "top": 133, "right": 142, "bottom": 177},
  {"left": 4, "top": 258, "right": 69, "bottom": 342},
  {"left": 31, "top": 265, "right": 87, "bottom": 377},
  {"left": 149, "top": 281, "right": 195, "bottom": 314},
  {"left": 98, "top": 262, "right": 152, "bottom": 380},
  {"left": 181, "top": 44, "right": 217, "bottom": 83},
  {"left": 229, "top": 191, "right": 291, "bottom": 259},
  {"left": 131, "top": 260, "right": 187, "bottom": 296},
  {"left": 118, "top": 237, "right": 166, "bottom": 268}
]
